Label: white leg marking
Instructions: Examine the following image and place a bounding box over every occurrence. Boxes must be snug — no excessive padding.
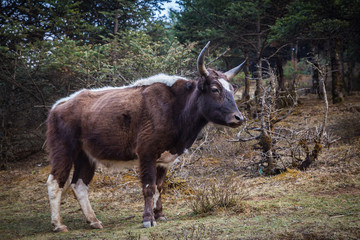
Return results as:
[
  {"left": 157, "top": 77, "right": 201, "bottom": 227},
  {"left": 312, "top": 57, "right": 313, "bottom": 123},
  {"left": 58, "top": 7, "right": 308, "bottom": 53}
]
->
[
  {"left": 153, "top": 187, "right": 160, "bottom": 210},
  {"left": 47, "top": 174, "right": 68, "bottom": 232},
  {"left": 71, "top": 179, "right": 103, "bottom": 229}
]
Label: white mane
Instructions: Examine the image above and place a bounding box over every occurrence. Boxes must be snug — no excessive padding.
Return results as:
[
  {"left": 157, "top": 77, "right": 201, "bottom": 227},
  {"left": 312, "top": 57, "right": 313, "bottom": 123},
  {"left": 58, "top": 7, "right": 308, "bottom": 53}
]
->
[
  {"left": 51, "top": 74, "right": 187, "bottom": 110},
  {"left": 131, "top": 74, "right": 187, "bottom": 87}
]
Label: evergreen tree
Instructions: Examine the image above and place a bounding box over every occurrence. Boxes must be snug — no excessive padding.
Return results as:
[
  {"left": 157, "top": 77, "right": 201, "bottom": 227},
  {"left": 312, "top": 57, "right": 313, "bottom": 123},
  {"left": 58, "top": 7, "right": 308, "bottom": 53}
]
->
[
  {"left": 0, "top": 0, "right": 168, "bottom": 49},
  {"left": 270, "top": 0, "right": 360, "bottom": 103}
]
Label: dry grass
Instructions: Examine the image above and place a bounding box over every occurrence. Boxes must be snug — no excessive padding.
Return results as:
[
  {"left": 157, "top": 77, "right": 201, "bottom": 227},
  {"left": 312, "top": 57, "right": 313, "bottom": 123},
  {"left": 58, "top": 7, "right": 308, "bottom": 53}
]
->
[{"left": 0, "top": 94, "right": 360, "bottom": 239}]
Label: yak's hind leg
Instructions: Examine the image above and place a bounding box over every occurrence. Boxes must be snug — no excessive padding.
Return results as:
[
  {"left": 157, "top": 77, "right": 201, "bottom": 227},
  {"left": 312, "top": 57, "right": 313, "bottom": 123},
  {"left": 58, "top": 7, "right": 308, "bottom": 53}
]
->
[
  {"left": 47, "top": 110, "right": 81, "bottom": 232},
  {"left": 47, "top": 174, "right": 70, "bottom": 232},
  {"left": 47, "top": 147, "right": 73, "bottom": 232},
  {"left": 71, "top": 151, "right": 103, "bottom": 229}
]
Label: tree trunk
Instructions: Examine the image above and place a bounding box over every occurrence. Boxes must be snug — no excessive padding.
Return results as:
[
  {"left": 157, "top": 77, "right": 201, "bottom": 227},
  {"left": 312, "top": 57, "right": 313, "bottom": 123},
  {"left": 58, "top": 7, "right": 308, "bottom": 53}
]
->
[
  {"left": 291, "top": 41, "right": 298, "bottom": 90},
  {"left": 255, "top": 14, "right": 263, "bottom": 101},
  {"left": 243, "top": 52, "right": 250, "bottom": 101},
  {"left": 339, "top": 41, "right": 346, "bottom": 94},
  {"left": 330, "top": 39, "right": 344, "bottom": 104},
  {"left": 276, "top": 56, "right": 284, "bottom": 91},
  {"left": 114, "top": 9, "right": 119, "bottom": 35},
  {"left": 321, "top": 40, "right": 331, "bottom": 99},
  {"left": 255, "top": 57, "right": 263, "bottom": 99},
  {"left": 259, "top": 131, "right": 275, "bottom": 175},
  {"left": 293, "top": 40, "right": 298, "bottom": 70},
  {"left": 346, "top": 61, "right": 355, "bottom": 95},
  {"left": 312, "top": 63, "right": 319, "bottom": 94},
  {"left": 311, "top": 43, "right": 319, "bottom": 94}
]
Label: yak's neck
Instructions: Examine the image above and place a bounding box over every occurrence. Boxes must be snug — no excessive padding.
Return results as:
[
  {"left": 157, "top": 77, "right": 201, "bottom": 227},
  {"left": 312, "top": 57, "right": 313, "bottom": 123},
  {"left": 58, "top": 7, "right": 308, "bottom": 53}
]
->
[{"left": 173, "top": 84, "right": 208, "bottom": 154}]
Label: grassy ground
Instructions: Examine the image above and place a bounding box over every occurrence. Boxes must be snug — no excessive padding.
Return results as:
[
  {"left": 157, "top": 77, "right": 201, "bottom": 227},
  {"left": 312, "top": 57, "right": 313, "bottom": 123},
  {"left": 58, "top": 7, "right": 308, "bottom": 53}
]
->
[{"left": 1, "top": 94, "right": 359, "bottom": 240}]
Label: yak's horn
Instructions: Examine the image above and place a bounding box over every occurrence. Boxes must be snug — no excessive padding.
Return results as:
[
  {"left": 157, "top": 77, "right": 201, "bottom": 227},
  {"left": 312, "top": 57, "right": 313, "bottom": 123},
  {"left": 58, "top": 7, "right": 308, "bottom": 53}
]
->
[
  {"left": 225, "top": 58, "right": 247, "bottom": 81},
  {"left": 197, "top": 41, "right": 210, "bottom": 77}
]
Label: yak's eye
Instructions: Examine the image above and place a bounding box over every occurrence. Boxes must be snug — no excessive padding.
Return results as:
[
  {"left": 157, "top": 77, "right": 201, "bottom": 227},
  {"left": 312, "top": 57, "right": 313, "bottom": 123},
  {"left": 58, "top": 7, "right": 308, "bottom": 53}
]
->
[{"left": 211, "top": 87, "right": 219, "bottom": 93}]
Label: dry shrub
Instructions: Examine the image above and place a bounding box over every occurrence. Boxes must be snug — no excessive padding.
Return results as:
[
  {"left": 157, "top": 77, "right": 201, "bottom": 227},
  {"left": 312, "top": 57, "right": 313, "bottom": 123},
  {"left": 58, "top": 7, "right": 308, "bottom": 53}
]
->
[
  {"left": 164, "top": 170, "right": 194, "bottom": 195},
  {"left": 191, "top": 177, "right": 248, "bottom": 215}
]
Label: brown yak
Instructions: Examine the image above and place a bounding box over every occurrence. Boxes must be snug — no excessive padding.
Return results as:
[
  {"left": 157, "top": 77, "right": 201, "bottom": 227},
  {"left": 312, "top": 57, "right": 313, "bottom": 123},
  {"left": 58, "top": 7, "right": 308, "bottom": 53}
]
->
[{"left": 46, "top": 42, "right": 245, "bottom": 231}]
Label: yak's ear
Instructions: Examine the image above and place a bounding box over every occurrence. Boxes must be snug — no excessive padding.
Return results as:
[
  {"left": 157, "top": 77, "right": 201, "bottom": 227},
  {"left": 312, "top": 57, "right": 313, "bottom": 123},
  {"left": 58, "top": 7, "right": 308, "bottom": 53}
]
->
[{"left": 232, "top": 83, "right": 239, "bottom": 93}]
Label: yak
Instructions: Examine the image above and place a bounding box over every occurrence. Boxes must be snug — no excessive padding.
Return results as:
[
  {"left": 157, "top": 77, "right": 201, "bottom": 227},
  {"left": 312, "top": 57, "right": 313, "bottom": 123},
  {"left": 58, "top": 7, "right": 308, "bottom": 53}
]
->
[{"left": 46, "top": 42, "right": 245, "bottom": 231}]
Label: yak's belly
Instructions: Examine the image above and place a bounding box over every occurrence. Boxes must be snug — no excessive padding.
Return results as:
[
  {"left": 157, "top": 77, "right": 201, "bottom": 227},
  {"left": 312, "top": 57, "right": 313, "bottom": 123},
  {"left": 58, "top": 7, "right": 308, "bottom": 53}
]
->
[
  {"left": 99, "top": 159, "right": 139, "bottom": 169},
  {"left": 155, "top": 151, "right": 180, "bottom": 169},
  {"left": 84, "top": 148, "right": 179, "bottom": 170}
]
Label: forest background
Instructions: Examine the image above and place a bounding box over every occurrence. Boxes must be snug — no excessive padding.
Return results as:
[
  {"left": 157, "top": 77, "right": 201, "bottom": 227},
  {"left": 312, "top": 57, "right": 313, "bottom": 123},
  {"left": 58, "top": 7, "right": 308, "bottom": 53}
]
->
[{"left": 1, "top": 0, "right": 360, "bottom": 163}]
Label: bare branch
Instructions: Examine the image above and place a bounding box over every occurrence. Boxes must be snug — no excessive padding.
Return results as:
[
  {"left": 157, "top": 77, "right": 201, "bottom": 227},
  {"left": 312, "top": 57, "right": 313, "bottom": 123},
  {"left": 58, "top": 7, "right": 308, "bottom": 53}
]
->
[
  {"left": 228, "top": 134, "right": 261, "bottom": 142},
  {"left": 318, "top": 77, "right": 328, "bottom": 143},
  {"left": 266, "top": 43, "right": 291, "bottom": 59},
  {"left": 207, "top": 48, "right": 230, "bottom": 66}
]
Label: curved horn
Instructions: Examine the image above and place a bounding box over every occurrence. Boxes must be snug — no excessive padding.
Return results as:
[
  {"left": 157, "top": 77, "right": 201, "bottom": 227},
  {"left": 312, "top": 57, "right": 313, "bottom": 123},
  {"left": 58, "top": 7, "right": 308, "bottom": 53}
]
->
[
  {"left": 197, "top": 41, "right": 210, "bottom": 77},
  {"left": 225, "top": 58, "right": 248, "bottom": 81}
]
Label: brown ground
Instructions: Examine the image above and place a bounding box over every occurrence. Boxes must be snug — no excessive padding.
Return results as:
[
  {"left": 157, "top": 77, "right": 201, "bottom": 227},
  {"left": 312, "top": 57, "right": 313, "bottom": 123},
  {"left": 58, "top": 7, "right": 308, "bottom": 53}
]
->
[{"left": 0, "top": 93, "right": 359, "bottom": 240}]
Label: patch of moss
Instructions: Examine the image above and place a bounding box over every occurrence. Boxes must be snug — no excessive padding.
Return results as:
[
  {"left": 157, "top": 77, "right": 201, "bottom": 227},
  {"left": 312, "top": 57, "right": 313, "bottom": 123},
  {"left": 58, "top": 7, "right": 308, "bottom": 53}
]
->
[{"left": 273, "top": 168, "right": 302, "bottom": 181}]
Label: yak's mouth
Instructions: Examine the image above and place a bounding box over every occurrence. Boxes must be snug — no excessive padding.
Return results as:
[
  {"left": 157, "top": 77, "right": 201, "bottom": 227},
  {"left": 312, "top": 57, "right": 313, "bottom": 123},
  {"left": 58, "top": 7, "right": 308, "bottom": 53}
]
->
[
  {"left": 225, "top": 112, "right": 244, "bottom": 128},
  {"left": 226, "top": 121, "right": 243, "bottom": 128}
]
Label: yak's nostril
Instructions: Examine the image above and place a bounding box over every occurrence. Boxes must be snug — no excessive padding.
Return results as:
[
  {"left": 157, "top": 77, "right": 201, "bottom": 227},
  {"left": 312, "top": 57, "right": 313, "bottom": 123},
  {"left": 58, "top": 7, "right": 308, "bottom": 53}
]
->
[{"left": 234, "top": 114, "right": 241, "bottom": 121}]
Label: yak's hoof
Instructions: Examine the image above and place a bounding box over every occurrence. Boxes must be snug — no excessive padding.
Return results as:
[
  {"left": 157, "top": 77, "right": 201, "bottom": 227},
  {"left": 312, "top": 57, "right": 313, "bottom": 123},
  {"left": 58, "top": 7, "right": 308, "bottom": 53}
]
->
[
  {"left": 155, "top": 213, "right": 167, "bottom": 221},
  {"left": 90, "top": 221, "right": 103, "bottom": 229},
  {"left": 143, "top": 220, "right": 157, "bottom": 228},
  {"left": 53, "top": 225, "right": 69, "bottom": 232}
]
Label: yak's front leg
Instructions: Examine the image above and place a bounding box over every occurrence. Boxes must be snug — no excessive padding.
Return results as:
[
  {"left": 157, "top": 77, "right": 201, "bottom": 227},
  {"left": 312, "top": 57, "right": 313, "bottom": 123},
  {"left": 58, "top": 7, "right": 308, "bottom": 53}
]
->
[
  {"left": 153, "top": 152, "right": 178, "bottom": 221},
  {"left": 140, "top": 155, "right": 157, "bottom": 228},
  {"left": 154, "top": 166, "right": 168, "bottom": 221}
]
